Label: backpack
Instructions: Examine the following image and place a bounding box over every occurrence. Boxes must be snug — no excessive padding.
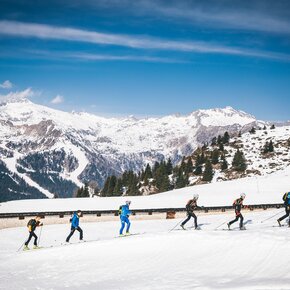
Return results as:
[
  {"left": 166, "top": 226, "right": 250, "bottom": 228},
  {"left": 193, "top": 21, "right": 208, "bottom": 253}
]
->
[
  {"left": 27, "top": 219, "right": 34, "bottom": 227},
  {"left": 284, "top": 192, "right": 290, "bottom": 205}
]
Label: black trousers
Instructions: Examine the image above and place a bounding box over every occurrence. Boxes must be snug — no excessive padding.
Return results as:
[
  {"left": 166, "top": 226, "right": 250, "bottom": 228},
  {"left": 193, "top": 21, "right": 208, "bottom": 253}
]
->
[
  {"left": 66, "top": 226, "right": 83, "bottom": 242},
  {"left": 278, "top": 207, "right": 290, "bottom": 224},
  {"left": 181, "top": 212, "right": 197, "bottom": 228},
  {"left": 25, "top": 231, "right": 38, "bottom": 246},
  {"left": 229, "top": 211, "right": 244, "bottom": 229}
]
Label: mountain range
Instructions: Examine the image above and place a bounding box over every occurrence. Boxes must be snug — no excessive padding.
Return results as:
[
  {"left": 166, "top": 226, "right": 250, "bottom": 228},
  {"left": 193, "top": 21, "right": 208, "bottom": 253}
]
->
[{"left": 0, "top": 98, "right": 287, "bottom": 201}]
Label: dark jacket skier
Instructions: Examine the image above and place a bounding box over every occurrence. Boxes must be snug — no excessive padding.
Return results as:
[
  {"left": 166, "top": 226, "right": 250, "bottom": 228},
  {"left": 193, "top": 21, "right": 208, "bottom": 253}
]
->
[
  {"left": 181, "top": 194, "right": 202, "bottom": 230},
  {"left": 66, "top": 210, "right": 83, "bottom": 242},
  {"left": 277, "top": 192, "right": 290, "bottom": 227},
  {"left": 228, "top": 193, "right": 246, "bottom": 230},
  {"left": 24, "top": 215, "right": 43, "bottom": 250}
]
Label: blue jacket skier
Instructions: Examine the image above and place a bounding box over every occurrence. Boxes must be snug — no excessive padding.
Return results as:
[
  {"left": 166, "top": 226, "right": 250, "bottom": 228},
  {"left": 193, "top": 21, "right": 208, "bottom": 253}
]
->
[
  {"left": 119, "top": 201, "right": 131, "bottom": 236},
  {"left": 66, "top": 210, "right": 83, "bottom": 242},
  {"left": 277, "top": 192, "right": 290, "bottom": 227}
]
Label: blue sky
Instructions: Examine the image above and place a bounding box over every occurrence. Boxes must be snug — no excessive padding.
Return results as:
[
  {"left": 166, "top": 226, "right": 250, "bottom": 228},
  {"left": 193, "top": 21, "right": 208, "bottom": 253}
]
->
[{"left": 0, "top": 0, "right": 289, "bottom": 120}]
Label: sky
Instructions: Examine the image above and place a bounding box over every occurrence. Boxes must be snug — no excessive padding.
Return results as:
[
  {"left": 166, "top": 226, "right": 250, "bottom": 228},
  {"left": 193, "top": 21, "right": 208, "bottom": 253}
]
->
[{"left": 0, "top": 0, "right": 289, "bottom": 120}]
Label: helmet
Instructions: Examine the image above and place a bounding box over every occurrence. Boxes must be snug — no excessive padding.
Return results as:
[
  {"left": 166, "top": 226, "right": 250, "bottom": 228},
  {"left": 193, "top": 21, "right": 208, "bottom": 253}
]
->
[
  {"left": 126, "top": 200, "right": 131, "bottom": 205},
  {"left": 240, "top": 193, "right": 246, "bottom": 199},
  {"left": 193, "top": 194, "right": 199, "bottom": 200}
]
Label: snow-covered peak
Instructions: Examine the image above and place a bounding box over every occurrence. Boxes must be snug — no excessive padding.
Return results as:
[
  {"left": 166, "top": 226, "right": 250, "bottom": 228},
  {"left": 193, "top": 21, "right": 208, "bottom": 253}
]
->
[{"left": 191, "top": 106, "right": 256, "bottom": 127}]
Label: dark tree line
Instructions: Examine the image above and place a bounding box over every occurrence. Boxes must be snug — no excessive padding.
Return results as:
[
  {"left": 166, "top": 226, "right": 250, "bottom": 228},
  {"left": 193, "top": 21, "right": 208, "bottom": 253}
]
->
[{"left": 99, "top": 131, "right": 246, "bottom": 196}]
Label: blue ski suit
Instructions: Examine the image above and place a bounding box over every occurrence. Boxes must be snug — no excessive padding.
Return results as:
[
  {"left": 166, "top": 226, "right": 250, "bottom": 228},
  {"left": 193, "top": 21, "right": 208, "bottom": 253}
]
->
[
  {"left": 66, "top": 212, "right": 83, "bottom": 242},
  {"left": 71, "top": 213, "right": 80, "bottom": 228},
  {"left": 119, "top": 204, "right": 131, "bottom": 234}
]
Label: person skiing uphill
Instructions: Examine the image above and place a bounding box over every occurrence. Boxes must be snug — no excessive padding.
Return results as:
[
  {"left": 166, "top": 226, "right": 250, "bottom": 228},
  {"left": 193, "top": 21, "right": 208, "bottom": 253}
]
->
[
  {"left": 277, "top": 192, "right": 290, "bottom": 227},
  {"left": 119, "top": 200, "right": 131, "bottom": 236},
  {"left": 228, "top": 193, "right": 246, "bottom": 230},
  {"left": 66, "top": 210, "right": 83, "bottom": 242},
  {"left": 180, "top": 194, "right": 202, "bottom": 230},
  {"left": 23, "top": 215, "right": 43, "bottom": 250}
]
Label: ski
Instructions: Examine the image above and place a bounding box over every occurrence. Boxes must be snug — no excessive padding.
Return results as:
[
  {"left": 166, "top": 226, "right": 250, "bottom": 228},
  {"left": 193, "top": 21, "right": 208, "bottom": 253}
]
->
[{"left": 117, "top": 232, "right": 145, "bottom": 238}]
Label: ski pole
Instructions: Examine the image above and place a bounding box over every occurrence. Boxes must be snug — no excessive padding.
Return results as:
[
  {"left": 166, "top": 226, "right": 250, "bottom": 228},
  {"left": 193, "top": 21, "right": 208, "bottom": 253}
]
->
[
  {"left": 168, "top": 219, "right": 182, "bottom": 232},
  {"left": 38, "top": 226, "right": 43, "bottom": 246},
  {"left": 214, "top": 221, "right": 226, "bottom": 230},
  {"left": 17, "top": 241, "right": 25, "bottom": 252},
  {"left": 260, "top": 210, "right": 284, "bottom": 223}
]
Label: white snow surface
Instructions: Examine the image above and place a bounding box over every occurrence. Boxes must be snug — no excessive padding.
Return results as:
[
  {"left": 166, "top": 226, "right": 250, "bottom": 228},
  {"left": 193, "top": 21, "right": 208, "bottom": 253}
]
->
[
  {"left": 1, "top": 166, "right": 289, "bottom": 213},
  {"left": 0, "top": 210, "right": 289, "bottom": 290}
]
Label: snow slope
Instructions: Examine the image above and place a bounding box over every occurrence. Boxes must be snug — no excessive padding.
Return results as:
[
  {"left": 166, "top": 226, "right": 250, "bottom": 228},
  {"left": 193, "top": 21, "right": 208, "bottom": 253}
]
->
[
  {"left": 1, "top": 166, "right": 289, "bottom": 213},
  {"left": 0, "top": 210, "right": 289, "bottom": 290}
]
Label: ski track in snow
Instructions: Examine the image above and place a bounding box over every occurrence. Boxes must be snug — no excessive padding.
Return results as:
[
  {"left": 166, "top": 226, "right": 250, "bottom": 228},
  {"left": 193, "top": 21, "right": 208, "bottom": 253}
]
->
[{"left": 0, "top": 210, "right": 289, "bottom": 290}]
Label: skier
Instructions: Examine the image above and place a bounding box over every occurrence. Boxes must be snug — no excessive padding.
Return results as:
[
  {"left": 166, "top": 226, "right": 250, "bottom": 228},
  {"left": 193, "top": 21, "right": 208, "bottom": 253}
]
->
[
  {"left": 180, "top": 194, "right": 202, "bottom": 230},
  {"left": 228, "top": 193, "right": 246, "bottom": 230},
  {"left": 66, "top": 210, "right": 83, "bottom": 243},
  {"left": 277, "top": 192, "right": 290, "bottom": 227},
  {"left": 23, "top": 215, "right": 43, "bottom": 250},
  {"left": 119, "top": 200, "right": 131, "bottom": 236}
]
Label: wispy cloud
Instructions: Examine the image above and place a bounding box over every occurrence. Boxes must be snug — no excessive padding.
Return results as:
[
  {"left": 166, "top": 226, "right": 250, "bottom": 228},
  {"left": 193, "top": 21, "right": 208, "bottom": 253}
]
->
[
  {"left": 0, "top": 88, "right": 35, "bottom": 102},
  {"left": 0, "top": 80, "right": 13, "bottom": 89},
  {"left": 143, "top": 2, "right": 290, "bottom": 35},
  {"left": 51, "top": 94, "right": 64, "bottom": 104},
  {"left": 62, "top": 0, "right": 290, "bottom": 35},
  {"left": 22, "top": 49, "right": 186, "bottom": 63},
  {"left": 0, "top": 20, "right": 289, "bottom": 62}
]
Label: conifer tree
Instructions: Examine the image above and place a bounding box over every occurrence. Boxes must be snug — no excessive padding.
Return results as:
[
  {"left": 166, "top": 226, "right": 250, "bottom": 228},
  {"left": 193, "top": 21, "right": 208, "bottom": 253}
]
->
[
  {"left": 185, "top": 158, "right": 193, "bottom": 174},
  {"left": 268, "top": 140, "right": 274, "bottom": 152},
  {"left": 211, "top": 149, "right": 220, "bottom": 164},
  {"left": 202, "top": 160, "right": 214, "bottom": 182},
  {"left": 175, "top": 168, "right": 187, "bottom": 188},
  {"left": 144, "top": 163, "right": 153, "bottom": 185},
  {"left": 221, "top": 155, "right": 228, "bottom": 171},
  {"left": 166, "top": 158, "right": 173, "bottom": 175},
  {"left": 223, "top": 131, "right": 230, "bottom": 144},
  {"left": 211, "top": 137, "right": 217, "bottom": 146},
  {"left": 82, "top": 182, "right": 89, "bottom": 197},
  {"left": 249, "top": 127, "right": 256, "bottom": 134},
  {"left": 232, "top": 150, "right": 247, "bottom": 172},
  {"left": 113, "top": 178, "right": 123, "bottom": 196}
]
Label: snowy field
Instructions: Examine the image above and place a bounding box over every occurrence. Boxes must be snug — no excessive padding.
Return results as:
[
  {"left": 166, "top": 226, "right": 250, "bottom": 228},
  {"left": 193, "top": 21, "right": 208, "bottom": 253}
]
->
[
  {"left": 0, "top": 209, "right": 289, "bottom": 290},
  {"left": 1, "top": 166, "right": 290, "bottom": 214}
]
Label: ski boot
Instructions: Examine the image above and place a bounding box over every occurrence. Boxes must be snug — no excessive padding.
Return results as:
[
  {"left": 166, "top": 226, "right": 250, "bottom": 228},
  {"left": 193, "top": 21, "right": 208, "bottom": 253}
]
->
[
  {"left": 125, "top": 232, "right": 131, "bottom": 236},
  {"left": 277, "top": 220, "right": 281, "bottom": 227},
  {"left": 227, "top": 223, "right": 231, "bottom": 230},
  {"left": 119, "top": 233, "right": 125, "bottom": 237},
  {"left": 23, "top": 245, "right": 29, "bottom": 251},
  {"left": 180, "top": 224, "right": 186, "bottom": 230},
  {"left": 195, "top": 226, "right": 201, "bottom": 230},
  {"left": 240, "top": 226, "right": 246, "bottom": 231},
  {"left": 33, "top": 245, "right": 40, "bottom": 249}
]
